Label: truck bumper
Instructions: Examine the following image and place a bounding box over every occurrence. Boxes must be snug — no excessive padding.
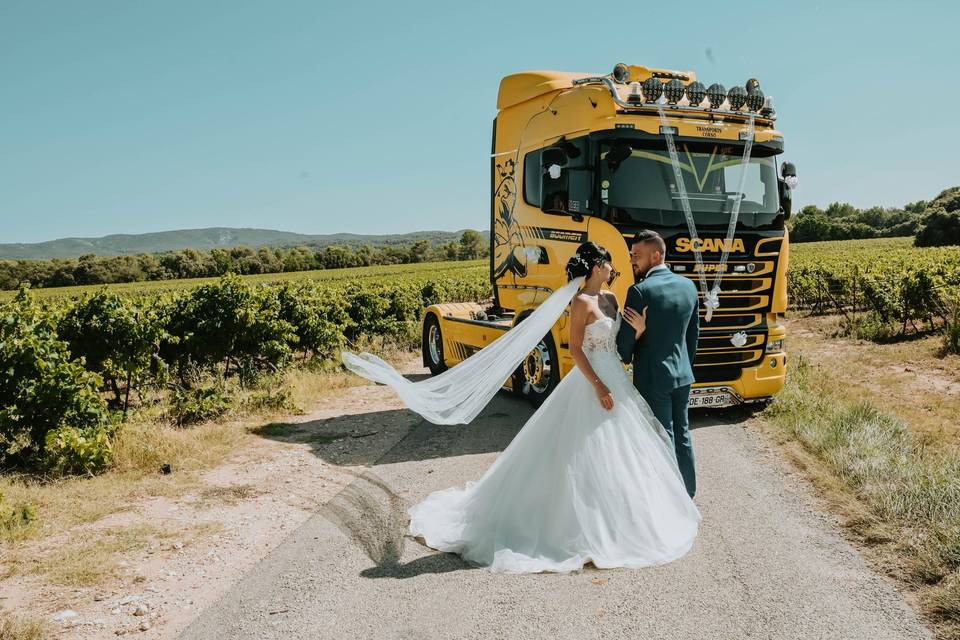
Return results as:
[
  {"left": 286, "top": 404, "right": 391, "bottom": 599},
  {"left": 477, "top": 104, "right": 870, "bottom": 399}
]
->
[{"left": 691, "top": 352, "right": 787, "bottom": 407}]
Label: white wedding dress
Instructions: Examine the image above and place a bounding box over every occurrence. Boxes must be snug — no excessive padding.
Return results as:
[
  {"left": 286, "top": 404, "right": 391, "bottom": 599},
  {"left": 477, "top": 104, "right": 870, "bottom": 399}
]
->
[{"left": 406, "top": 313, "right": 701, "bottom": 573}]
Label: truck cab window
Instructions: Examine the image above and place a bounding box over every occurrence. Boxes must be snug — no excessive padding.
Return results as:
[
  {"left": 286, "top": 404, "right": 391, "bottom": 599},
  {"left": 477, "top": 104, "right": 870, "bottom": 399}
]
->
[
  {"left": 599, "top": 142, "right": 782, "bottom": 229},
  {"left": 523, "top": 149, "right": 542, "bottom": 207}
]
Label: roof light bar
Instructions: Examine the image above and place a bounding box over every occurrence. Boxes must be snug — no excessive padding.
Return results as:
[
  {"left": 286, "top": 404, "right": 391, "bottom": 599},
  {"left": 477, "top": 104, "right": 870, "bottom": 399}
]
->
[{"left": 569, "top": 74, "right": 777, "bottom": 121}]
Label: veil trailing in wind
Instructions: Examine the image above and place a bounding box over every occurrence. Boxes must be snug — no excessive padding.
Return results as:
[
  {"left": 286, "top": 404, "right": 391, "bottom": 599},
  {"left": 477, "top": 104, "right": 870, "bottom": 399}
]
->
[{"left": 340, "top": 276, "right": 586, "bottom": 425}]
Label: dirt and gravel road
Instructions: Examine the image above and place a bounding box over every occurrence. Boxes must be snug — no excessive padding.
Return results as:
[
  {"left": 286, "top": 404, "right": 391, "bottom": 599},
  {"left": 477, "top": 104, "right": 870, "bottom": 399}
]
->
[{"left": 174, "top": 368, "right": 932, "bottom": 640}]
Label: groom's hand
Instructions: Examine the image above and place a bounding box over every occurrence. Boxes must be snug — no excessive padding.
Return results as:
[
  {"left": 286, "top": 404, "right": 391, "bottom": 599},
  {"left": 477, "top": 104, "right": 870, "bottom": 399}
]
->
[{"left": 623, "top": 306, "right": 648, "bottom": 339}]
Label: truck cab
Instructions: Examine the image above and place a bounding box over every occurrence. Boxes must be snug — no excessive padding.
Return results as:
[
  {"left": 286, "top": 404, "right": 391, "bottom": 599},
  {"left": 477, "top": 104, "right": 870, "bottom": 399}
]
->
[{"left": 423, "top": 64, "right": 795, "bottom": 408}]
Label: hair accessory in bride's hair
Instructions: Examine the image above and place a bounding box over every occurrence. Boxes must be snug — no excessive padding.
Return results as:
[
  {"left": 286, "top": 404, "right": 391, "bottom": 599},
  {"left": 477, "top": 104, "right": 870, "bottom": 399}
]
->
[
  {"left": 566, "top": 242, "right": 612, "bottom": 282},
  {"left": 565, "top": 255, "right": 591, "bottom": 281}
]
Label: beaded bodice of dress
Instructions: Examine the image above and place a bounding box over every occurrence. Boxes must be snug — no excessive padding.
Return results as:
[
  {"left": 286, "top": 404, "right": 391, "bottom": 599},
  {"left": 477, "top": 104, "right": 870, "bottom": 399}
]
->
[{"left": 582, "top": 314, "right": 620, "bottom": 354}]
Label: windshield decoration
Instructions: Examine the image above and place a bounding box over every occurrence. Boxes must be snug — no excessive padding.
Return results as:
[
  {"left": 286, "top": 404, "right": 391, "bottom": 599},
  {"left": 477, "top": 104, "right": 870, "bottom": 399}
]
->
[{"left": 656, "top": 107, "right": 756, "bottom": 322}]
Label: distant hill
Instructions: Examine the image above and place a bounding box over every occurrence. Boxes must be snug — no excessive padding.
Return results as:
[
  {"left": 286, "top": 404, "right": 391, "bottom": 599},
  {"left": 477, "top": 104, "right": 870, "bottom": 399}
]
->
[{"left": 0, "top": 228, "right": 489, "bottom": 261}]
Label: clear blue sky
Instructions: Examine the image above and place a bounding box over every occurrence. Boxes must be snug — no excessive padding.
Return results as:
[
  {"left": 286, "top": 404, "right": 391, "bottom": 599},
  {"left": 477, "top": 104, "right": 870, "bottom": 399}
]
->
[{"left": 2, "top": 0, "right": 958, "bottom": 244}]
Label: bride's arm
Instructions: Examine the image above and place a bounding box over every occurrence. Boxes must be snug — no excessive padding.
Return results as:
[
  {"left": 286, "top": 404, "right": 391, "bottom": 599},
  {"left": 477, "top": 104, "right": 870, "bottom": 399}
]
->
[{"left": 569, "top": 297, "right": 614, "bottom": 411}]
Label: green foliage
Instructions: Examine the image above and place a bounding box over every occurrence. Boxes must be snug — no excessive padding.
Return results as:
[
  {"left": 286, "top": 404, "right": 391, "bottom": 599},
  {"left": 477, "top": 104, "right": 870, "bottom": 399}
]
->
[
  {"left": 789, "top": 201, "right": 923, "bottom": 243},
  {"left": 0, "top": 231, "right": 490, "bottom": 292},
  {"left": 0, "top": 262, "right": 492, "bottom": 441},
  {"left": 161, "top": 274, "right": 295, "bottom": 384},
  {"left": 914, "top": 187, "right": 960, "bottom": 247},
  {"left": 274, "top": 282, "right": 348, "bottom": 360},
  {"left": 44, "top": 424, "right": 115, "bottom": 476},
  {"left": 241, "top": 386, "right": 298, "bottom": 413},
  {"left": 457, "top": 230, "right": 486, "bottom": 260},
  {"left": 0, "top": 288, "right": 110, "bottom": 470},
  {"left": 943, "top": 293, "right": 960, "bottom": 355},
  {"left": 0, "top": 490, "right": 38, "bottom": 541},
  {"left": 0, "top": 259, "right": 487, "bottom": 302},
  {"left": 789, "top": 237, "right": 960, "bottom": 340},
  {"left": 57, "top": 291, "right": 167, "bottom": 413},
  {"left": 169, "top": 385, "right": 232, "bottom": 426},
  {"left": 344, "top": 284, "right": 407, "bottom": 341},
  {"left": 915, "top": 207, "right": 960, "bottom": 247}
]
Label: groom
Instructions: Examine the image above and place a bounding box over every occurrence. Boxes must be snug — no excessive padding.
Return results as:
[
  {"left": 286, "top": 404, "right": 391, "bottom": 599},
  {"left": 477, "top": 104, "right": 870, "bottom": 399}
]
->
[{"left": 616, "top": 231, "right": 699, "bottom": 497}]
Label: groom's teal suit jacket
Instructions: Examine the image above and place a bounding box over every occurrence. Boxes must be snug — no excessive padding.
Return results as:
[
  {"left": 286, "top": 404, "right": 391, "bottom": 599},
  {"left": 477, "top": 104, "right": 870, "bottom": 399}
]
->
[{"left": 616, "top": 268, "right": 700, "bottom": 392}]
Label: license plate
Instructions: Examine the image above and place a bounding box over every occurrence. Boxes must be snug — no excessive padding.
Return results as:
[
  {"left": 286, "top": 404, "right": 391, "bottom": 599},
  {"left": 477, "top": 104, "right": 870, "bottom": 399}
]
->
[{"left": 688, "top": 391, "right": 737, "bottom": 408}]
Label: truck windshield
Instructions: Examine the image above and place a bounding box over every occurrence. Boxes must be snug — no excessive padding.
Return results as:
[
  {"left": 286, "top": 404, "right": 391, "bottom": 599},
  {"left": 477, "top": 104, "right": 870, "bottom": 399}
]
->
[{"left": 599, "top": 142, "right": 782, "bottom": 229}]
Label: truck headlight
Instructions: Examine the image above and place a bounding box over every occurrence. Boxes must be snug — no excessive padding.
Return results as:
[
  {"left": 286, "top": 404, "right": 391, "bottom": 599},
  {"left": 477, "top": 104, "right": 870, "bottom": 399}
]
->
[
  {"left": 664, "top": 79, "right": 685, "bottom": 104},
  {"left": 727, "top": 85, "right": 747, "bottom": 110},
  {"left": 642, "top": 77, "right": 664, "bottom": 103},
  {"left": 686, "top": 81, "right": 706, "bottom": 106},
  {"left": 766, "top": 339, "right": 784, "bottom": 353},
  {"left": 706, "top": 83, "right": 726, "bottom": 109}
]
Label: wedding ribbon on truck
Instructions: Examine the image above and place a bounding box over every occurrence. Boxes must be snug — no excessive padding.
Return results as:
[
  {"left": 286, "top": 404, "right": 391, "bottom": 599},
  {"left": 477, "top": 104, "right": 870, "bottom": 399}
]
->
[{"left": 656, "top": 108, "right": 755, "bottom": 323}]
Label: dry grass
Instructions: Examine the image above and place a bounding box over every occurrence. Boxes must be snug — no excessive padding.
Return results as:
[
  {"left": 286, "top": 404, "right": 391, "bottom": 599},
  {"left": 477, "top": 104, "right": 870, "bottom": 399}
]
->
[
  {"left": 32, "top": 525, "right": 158, "bottom": 586},
  {"left": 0, "top": 612, "right": 49, "bottom": 640},
  {"left": 764, "top": 347, "right": 960, "bottom": 638},
  {"left": 5, "top": 520, "right": 224, "bottom": 587},
  {"left": 281, "top": 366, "right": 367, "bottom": 410},
  {"left": 788, "top": 315, "right": 960, "bottom": 444},
  {"left": 196, "top": 483, "right": 262, "bottom": 507},
  {"left": 0, "top": 471, "right": 182, "bottom": 549},
  {"left": 111, "top": 415, "right": 250, "bottom": 475}
]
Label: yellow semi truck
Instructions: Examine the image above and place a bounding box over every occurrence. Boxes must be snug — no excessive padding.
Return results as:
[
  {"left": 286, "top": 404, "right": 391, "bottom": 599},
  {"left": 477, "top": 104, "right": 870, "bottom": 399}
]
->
[{"left": 422, "top": 63, "right": 795, "bottom": 408}]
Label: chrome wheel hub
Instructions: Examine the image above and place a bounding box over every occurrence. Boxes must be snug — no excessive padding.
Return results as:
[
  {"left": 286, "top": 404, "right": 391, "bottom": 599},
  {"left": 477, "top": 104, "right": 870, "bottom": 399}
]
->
[
  {"left": 522, "top": 342, "right": 552, "bottom": 394},
  {"left": 428, "top": 324, "right": 441, "bottom": 364}
]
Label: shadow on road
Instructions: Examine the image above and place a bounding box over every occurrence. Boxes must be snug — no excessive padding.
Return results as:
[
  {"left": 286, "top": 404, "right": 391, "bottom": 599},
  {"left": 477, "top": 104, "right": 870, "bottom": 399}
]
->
[
  {"left": 252, "top": 390, "right": 535, "bottom": 467},
  {"left": 313, "top": 465, "right": 478, "bottom": 579},
  {"left": 359, "top": 548, "right": 477, "bottom": 579}
]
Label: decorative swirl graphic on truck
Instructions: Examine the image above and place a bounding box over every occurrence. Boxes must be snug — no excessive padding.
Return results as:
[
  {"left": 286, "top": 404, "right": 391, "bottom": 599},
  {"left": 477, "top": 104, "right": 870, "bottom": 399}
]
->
[{"left": 492, "top": 157, "right": 528, "bottom": 280}]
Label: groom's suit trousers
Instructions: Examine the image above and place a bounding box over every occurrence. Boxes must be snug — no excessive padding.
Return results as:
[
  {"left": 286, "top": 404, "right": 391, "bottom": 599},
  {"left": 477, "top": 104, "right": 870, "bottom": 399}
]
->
[{"left": 641, "top": 385, "right": 696, "bottom": 498}]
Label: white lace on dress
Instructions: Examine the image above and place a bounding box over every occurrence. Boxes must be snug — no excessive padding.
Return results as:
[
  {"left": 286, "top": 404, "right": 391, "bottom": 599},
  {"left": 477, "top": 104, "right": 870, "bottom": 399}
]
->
[{"left": 582, "top": 314, "right": 619, "bottom": 354}]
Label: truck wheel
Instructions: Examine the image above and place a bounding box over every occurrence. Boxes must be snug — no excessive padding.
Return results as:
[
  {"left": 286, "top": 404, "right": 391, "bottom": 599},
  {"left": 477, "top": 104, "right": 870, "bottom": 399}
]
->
[
  {"left": 512, "top": 330, "right": 560, "bottom": 406},
  {"left": 422, "top": 314, "right": 448, "bottom": 375}
]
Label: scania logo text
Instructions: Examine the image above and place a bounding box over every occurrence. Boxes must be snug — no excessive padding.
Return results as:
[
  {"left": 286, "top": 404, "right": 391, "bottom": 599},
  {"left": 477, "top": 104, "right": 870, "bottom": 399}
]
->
[{"left": 674, "top": 238, "right": 746, "bottom": 253}]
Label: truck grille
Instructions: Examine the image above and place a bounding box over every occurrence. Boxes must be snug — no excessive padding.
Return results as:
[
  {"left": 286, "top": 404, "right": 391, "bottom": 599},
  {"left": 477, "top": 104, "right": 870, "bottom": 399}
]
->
[
  {"left": 694, "top": 366, "right": 744, "bottom": 383},
  {"left": 674, "top": 243, "right": 781, "bottom": 386},
  {"left": 695, "top": 350, "right": 764, "bottom": 366},
  {"left": 696, "top": 314, "right": 762, "bottom": 329}
]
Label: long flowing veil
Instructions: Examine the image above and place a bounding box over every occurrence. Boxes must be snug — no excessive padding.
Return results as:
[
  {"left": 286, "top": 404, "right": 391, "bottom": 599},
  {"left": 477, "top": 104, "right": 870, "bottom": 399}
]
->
[{"left": 341, "top": 276, "right": 586, "bottom": 425}]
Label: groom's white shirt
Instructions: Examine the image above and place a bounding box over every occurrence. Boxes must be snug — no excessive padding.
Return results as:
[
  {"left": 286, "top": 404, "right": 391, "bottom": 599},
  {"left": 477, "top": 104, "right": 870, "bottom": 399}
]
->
[{"left": 645, "top": 263, "right": 669, "bottom": 277}]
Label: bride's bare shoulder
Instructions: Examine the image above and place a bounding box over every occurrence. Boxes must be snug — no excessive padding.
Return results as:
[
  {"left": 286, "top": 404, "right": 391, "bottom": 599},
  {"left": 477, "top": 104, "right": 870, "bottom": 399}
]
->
[{"left": 571, "top": 293, "right": 593, "bottom": 319}]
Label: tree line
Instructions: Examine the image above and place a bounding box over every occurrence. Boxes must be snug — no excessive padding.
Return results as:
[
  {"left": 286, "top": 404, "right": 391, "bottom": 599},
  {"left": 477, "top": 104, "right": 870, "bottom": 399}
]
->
[
  {"left": 789, "top": 186, "right": 960, "bottom": 246},
  {"left": 0, "top": 230, "right": 489, "bottom": 291}
]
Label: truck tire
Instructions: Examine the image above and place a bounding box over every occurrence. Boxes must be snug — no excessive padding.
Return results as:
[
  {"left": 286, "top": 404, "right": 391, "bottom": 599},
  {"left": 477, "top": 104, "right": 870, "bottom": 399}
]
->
[
  {"left": 512, "top": 329, "right": 560, "bottom": 406},
  {"left": 422, "top": 314, "right": 448, "bottom": 375}
]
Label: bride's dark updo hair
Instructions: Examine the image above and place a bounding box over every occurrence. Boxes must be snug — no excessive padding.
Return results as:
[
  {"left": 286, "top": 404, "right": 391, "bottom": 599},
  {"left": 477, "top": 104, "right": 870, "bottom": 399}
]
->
[{"left": 566, "top": 241, "right": 612, "bottom": 281}]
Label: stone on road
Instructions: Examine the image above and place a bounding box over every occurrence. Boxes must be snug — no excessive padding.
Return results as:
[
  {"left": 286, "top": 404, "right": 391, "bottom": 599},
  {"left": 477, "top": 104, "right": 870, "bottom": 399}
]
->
[{"left": 180, "top": 391, "right": 930, "bottom": 640}]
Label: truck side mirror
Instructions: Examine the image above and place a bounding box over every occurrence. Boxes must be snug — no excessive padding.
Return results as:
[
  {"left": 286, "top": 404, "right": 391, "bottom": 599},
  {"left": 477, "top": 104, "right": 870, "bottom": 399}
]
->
[
  {"left": 778, "top": 161, "right": 797, "bottom": 219},
  {"left": 541, "top": 146, "right": 570, "bottom": 216}
]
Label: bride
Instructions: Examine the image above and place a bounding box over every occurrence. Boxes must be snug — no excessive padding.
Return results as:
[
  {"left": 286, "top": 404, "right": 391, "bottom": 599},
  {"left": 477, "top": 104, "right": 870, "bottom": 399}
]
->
[{"left": 341, "top": 242, "right": 700, "bottom": 573}]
